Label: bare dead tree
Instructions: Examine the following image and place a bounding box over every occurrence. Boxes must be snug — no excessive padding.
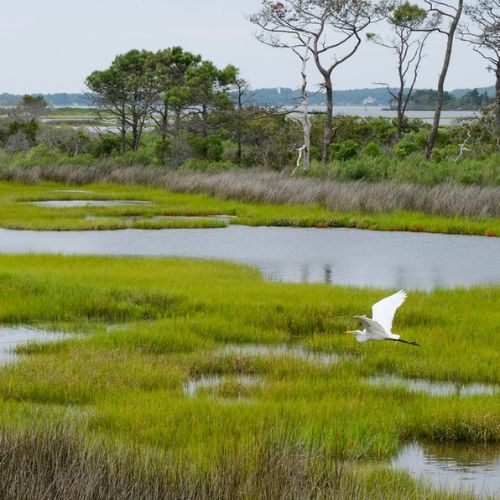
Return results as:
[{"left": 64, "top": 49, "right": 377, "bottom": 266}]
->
[
  {"left": 292, "top": 36, "right": 313, "bottom": 172},
  {"left": 453, "top": 123, "right": 472, "bottom": 160},
  {"left": 424, "top": 0, "right": 464, "bottom": 159},
  {"left": 250, "top": 0, "right": 378, "bottom": 164},
  {"left": 460, "top": 0, "right": 500, "bottom": 137},
  {"left": 368, "top": 2, "right": 434, "bottom": 139},
  {"left": 249, "top": 3, "right": 314, "bottom": 171}
]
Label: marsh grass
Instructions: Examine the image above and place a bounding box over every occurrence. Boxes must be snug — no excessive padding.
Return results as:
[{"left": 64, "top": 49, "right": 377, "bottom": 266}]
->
[
  {"left": 0, "top": 165, "right": 497, "bottom": 218},
  {"left": 0, "top": 178, "right": 499, "bottom": 235},
  {"left": 0, "top": 423, "right": 455, "bottom": 500},
  {"left": 0, "top": 255, "right": 497, "bottom": 497}
]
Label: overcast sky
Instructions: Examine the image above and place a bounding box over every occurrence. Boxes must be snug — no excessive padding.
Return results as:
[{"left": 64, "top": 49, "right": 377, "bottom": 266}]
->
[{"left": 0, "top": 0, "right": 492, "bottom": 94}]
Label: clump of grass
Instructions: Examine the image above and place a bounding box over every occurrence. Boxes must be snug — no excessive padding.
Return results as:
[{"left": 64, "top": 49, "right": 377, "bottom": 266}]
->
[{"left": 0, "top": 424, "right": 445, "bottom": 500}]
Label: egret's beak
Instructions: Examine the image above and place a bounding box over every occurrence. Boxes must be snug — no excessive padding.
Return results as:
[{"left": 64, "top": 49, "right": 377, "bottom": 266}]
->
[{"left": 344, "top": 330, "right": 355, "bottom": 335}]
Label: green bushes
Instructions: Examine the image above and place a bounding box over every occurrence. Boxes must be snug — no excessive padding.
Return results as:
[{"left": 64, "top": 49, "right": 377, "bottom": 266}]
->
[
  {"left": 93, "top": 134, "right": 122, "bottom": 156},
  {"left": 364, "top": 142, "right": 382, "bottom": 157},
  {"left": 191, "top": 134, "right": 224, "bottom": 161},
  {"left": 330, "top": 140, "right": 360, "bottom": 161},
  {"left": 308, "top": 152, "right": 500, "bottom": 186},
  {"left": 0, "top": 109, "right": 498, "bottom": 187},
  {"left": 392, "top": 131, "right": 427, "bottom": 158}
]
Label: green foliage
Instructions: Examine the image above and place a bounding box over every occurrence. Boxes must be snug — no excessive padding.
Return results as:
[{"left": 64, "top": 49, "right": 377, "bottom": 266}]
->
[
  {"left": 18, "top": 94, "right": 47, "bottom": 109},
  {"left": 5, "top": 120, "right": 39, "bottom": 145},
  {"left": 153, "top": 138, "right": 170, "bottom": 163},
  {"left": 191, "top": 134, "right": 224, "bottom": 161},
  {"left": 392, "top": 131, "right": 427, "bottom": 158},
  {"left": 326, "top": 155, "right": 389, "bottom": 181},
  {"left": 430, "top": 145, "right": 457, "bottom": 163},
  {"left": 391, "top": 1, "right": 427, "bottom": 24},
  {"left": 329, "top": 140, "right": 360, "bottom": 161},
  {"left": 315, "top": 116, "right": 397, "bottom": 151},
  {"left": 406, "top": 89, "right": 492, "bottom": 111},
  {"left": 181, "top": 159, "right": 238, "bottom": 172},
  {"left": 240, "top": 114, "right": 301, "bottom": 169},
  {"left": 364, "top": 142, "right": 382, "bottom": 157},
  {"left": 92, "top": 134, "right": 121, "bottom": 156},
  {"left": 11, "top": 94, "right": 48, "bottom": 122}
]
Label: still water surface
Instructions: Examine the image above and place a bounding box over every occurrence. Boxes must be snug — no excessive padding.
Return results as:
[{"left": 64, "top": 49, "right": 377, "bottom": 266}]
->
[
  {"left": 0, "top": 326, "right": 65, "bottom": 365},
  {"left": 0, "top": 226, "right": 498, "bottom": 289},
  {"left": 367, "top": 374, "right": 499, "bottom": 397},
  {"left": 1, "top": 226, "right": 499, "bottom": 289},
  {"left": 393, "top": 442, "right": 500, "bottom": 498},
  {"left": 31, "top": 200, "right": 153, "bottom": 208}
]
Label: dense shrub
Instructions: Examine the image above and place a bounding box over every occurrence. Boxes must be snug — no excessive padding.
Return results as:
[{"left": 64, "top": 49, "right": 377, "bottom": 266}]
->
[
  {"left": 92, "top": 134, "right": 122, "bottom": 156},
  {"left": 191, "top": 134, "right": 224, "bottom": 161},
  {"left": 240, "top": 114, "right": 301, "bottom": 170},
  {"left": 392, "top": 131, "right": 427, "bottom": 158},
  {"left": 364, "top": 142, "right": 382, "bottom": 157},
  {"left": 330, "top": 140, "right": 360, "bottom": 161}
]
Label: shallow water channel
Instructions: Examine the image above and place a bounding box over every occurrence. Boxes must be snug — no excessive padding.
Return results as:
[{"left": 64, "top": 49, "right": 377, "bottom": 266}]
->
[
  {"left": 0, "top": 325, "right": 64, "bottom": 365},
  {"left": 393, "top": 442, "right": 500, "bottom": 498},
  {"left": 1, "top": 226, "right": 499, "bottom": 289},
  {"left": 219, "top": 343, "right": 343, "bottom": 365},
  {"left": 31, "top": 200, "right": 153, "bottom": 208},
  {"left": 367, "top": 375, "right": 499, "bottom": 397}
]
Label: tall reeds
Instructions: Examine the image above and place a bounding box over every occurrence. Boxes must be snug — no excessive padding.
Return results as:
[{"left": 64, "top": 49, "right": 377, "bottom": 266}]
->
[
  {"left": 1, "top": 165, "right": 498, "bottom": 218},
  {"left": 0, "top": 425, "right": 436, "bottom": 500}
]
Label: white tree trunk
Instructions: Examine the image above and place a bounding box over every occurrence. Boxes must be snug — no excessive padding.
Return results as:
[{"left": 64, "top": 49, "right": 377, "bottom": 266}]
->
[{"left": 299, "top": 38, "right": 312, "bottom": 172}]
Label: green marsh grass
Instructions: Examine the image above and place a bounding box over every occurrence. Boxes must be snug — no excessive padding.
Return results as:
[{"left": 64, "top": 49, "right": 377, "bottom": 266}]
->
[
  {"left": 0, "top": 177, "right": 498, "bottom": 235},
  {"left": 0, "top": 255, "right": 498, "bottom": 496}
]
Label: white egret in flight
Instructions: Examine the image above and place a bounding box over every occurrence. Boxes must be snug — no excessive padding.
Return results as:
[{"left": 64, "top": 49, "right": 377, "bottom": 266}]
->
[{"left": 347, "top": 290, "right": 419, "bottom": 346}]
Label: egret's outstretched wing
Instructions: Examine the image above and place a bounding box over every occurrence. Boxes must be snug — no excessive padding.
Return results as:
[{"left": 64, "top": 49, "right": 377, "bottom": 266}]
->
[
  {"left": 354, "top": 315, "right": 386, "bottom": 339},
  {"left": 371, "top": 290, "right": 407, "bottom": 333}
]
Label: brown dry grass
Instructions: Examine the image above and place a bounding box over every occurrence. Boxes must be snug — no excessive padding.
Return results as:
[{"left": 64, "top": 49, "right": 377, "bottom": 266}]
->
[
  {"left": 1, "top": 165, "right": 499, "bottom": 218},
  {"left": 0, "top": 425, "right": 389, "bottom": 500}
]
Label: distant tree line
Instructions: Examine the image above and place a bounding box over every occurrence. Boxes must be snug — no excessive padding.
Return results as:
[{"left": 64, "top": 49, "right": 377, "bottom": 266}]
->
[
  {"left": 0, "top": 93, "right": 92, "bottom": 107},
  {"left": 0, "top": 86, "right": 495, "bottom": 109},
  {"left": 397, "top": 88, "right": 493, "bottom": 110}
]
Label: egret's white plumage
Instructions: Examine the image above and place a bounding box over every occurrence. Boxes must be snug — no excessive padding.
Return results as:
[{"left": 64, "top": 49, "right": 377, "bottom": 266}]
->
[{"left": 347, "top": 290, "right": 419, "bottom": 346}]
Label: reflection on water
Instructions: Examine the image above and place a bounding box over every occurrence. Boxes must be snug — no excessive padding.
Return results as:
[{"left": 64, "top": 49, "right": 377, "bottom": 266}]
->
[
  {"left": 85, "top": 214, "right": 234, "bottom": 225},
  {"left": 31, "top": 200, "right": 153, "bottom": 208},
  {"left": 324, "top": 265, "right": 332, "bottom": 284},
  {"left": 53, "top": 189, "right": 96, "bottom": 194},
  {"left": 219, "top": 343, "right": 342, "bottom": 365},
  {"left": 0, "top": 226, "right": 499, "bottom": 289},
  {"left": 367, "top": 375, "right": 499, "bottom": 397},
  {"left": 0, "top": 326, "right": 65, "bottom": 365},
  {"left": 393, "top": 442, "right": 500, "bottom": 498},
  {"left": 183, "top": 374, "right": 260, "bottom": 398}
]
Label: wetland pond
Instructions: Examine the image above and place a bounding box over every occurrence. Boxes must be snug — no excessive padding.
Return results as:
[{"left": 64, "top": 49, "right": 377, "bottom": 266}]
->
[
  {"left": 30, "top": 200, "right": 153, "bottom": 208},
  {"left": 393, "top": 442, "right": 500, "bottom": 498},
  {"left": 0, "top": 225, "right": 499, "bottom": 290},
  {"left": 367, "top": 375, "right": 499, "bottom": 397}
]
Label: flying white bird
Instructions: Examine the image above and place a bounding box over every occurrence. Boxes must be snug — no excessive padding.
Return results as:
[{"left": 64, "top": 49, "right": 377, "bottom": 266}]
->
[{"left": 346, "top": 290, "right": 419, "bottom": 346}]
